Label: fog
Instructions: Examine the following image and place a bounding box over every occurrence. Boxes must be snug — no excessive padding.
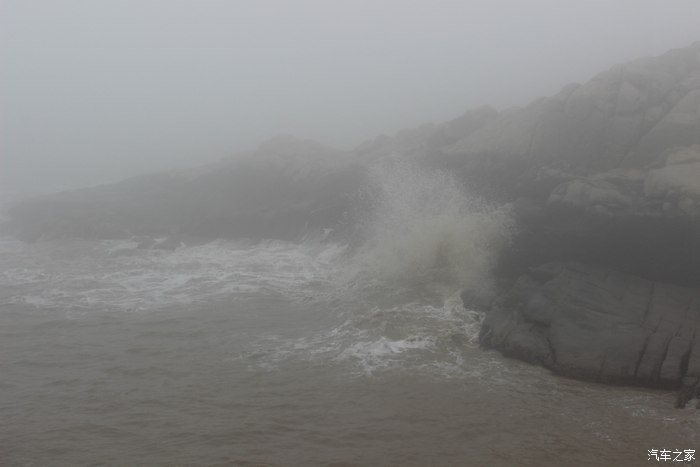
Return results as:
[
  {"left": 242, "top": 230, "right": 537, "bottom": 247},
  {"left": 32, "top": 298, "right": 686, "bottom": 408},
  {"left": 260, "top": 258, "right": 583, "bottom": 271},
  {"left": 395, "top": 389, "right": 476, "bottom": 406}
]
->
[{"left": 2, "top": 0, "right": 699, "bottom": 192}]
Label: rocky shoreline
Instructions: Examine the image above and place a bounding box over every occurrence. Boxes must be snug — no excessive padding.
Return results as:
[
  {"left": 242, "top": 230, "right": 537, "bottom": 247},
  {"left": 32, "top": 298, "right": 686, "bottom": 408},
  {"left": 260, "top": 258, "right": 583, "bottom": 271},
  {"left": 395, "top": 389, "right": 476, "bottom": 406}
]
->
[
  {"left": 478, "top": 262, "right": 700, "bottom": 405},
  {"left": 4, "top": 42, "right": 700, "bottom": 405},
  {"left": 454, "top": 41, "right": 700, "bottom": 406}
]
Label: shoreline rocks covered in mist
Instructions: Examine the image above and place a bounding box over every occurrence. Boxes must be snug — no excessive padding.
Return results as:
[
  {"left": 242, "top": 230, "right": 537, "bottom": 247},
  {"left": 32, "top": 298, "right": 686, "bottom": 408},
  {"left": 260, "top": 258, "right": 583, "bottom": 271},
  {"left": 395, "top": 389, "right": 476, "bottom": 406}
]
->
[
  {"left": 5, "top": 136, "right": 366, "bottom": 244},
  {"left": 4, "top": 41, "right": 700, "bottom": 403},
  {"left": 449, "top": 41, "right": 700, "bottom": 404}
]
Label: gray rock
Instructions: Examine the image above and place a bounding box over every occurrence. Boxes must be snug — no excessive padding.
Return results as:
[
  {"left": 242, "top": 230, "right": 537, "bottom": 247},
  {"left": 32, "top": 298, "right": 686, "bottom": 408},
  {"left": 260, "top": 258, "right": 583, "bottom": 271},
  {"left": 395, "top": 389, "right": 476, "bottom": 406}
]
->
[
  {"left": 480, "top": 263, "right": 700, "bottom": 392},
  {"left": 441, "top": 41, "right": 700, "bottom": 192},
  {"left": 634, "top": 89, "right": 700, "bottom": 167},
  {"left": 8, "top": 136, "right": 367, "bottom": 242}
]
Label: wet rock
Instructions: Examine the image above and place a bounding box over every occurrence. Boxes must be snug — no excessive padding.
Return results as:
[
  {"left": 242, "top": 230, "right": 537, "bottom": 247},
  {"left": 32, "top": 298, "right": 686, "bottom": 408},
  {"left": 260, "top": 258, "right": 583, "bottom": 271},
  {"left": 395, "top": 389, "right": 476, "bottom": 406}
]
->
[
  {"left": 480, "top": 263, "right": 700, "bottom": 393},
  {"left": 675, "top": 377, "right": 700, "bottom": 408}
]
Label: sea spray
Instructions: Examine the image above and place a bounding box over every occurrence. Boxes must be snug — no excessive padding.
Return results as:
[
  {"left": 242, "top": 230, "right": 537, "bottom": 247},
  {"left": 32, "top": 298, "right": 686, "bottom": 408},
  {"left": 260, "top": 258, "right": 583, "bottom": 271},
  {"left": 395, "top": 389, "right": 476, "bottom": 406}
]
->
[{"left": 347, "top": 159, "right": 513, "bottom": 301}]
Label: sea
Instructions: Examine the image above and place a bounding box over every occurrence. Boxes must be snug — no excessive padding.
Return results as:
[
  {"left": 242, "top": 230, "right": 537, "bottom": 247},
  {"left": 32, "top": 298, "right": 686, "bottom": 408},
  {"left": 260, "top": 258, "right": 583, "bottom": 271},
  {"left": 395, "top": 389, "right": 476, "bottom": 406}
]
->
[{"left": 1, "top": 165, "right": 699, "bottom": 466}]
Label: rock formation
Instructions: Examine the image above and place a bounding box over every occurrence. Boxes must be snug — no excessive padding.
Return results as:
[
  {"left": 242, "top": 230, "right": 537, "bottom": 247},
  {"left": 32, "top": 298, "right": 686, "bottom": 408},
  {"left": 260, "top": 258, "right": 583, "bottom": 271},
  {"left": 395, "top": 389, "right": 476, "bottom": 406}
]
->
[
  {"left": 5, "top": 135, "right": 366, "bottom": 243},
  {"left": 5, "top": 41, "right": 700, "bottom": 403},
  {"left": 436, "top": 41, "right": 700, "bottom": 403},
  {"left": 480, "top": 262, "right": 700, "bottom": 390}
]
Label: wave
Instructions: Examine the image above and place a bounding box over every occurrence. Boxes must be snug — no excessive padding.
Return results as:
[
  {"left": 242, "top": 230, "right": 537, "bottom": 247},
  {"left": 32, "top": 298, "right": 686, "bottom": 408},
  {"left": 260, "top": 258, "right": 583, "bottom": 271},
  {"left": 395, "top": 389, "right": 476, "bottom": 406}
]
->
[
  {"left": 0, "top": 237, "right": 347, "bottom": 313},
  {"left": 1, "top": 163, "right": 513, "bottom": 375},
  {"left": 245, "top": 290, "right": 485, "bottom": 377},
  {"left": 344, "top": 159, "right": 513, "bottom": 301}
]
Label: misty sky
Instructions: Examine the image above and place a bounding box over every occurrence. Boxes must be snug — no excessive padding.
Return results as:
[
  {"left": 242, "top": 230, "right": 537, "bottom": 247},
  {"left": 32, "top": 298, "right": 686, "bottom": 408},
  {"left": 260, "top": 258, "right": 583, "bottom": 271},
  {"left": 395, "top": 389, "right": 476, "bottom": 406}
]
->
[{"left": 2, "top": 0, "right": 700, "bottom": 192}]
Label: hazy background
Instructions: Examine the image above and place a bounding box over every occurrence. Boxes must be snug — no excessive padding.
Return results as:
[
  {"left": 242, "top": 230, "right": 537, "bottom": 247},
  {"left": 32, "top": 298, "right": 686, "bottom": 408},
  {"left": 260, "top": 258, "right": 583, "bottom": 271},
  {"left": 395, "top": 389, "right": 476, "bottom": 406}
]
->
[{"left": 2, "top": 0, "right": 699, "bottom": 192}]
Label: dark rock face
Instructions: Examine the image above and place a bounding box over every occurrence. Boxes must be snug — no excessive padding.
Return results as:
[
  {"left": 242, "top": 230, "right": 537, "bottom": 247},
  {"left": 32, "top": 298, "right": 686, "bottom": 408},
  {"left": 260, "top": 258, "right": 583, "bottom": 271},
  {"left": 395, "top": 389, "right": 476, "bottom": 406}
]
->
[
  {"left": 501, "top": 199, "right": 700, "bottom": 287},
  {"left": 450, "top": 42, "right": 700, "bottom": 403},
  {"left": 481, "top": 263, "right": 700, "bottom": 392}
]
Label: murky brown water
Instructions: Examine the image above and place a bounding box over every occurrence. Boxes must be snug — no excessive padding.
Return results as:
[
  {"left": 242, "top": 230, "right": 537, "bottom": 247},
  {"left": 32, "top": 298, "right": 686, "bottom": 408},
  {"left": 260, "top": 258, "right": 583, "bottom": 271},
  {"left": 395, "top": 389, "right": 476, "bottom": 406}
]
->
[{"left": 1, "top": 238, "right": 698, "bottom": 466}]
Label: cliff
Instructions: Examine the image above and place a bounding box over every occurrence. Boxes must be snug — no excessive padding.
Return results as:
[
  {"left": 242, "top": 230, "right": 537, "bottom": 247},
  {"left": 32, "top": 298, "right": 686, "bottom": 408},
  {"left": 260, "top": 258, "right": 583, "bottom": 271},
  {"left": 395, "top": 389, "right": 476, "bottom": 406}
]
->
[
  {"left": 435, "top": 41, "right": 700, "bottom": 403},
  {"left": 352, "top": 41, "right": 700, "bottom": 401}
]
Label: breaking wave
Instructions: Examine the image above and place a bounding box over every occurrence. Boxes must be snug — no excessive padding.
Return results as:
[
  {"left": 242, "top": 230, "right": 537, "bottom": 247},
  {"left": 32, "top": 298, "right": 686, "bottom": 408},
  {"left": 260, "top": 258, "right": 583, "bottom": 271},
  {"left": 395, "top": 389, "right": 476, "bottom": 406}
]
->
[
  {"left": 346, "top": 160, "right": 513, "bottom": 300},
  {"left": 0, "top": 162, "right": 513, "bottom": 375}
]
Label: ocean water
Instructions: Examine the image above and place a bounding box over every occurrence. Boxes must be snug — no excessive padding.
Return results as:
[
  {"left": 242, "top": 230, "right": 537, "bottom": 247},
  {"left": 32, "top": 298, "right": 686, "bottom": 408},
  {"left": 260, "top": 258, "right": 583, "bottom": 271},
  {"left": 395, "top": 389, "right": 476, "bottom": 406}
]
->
[
  {"left": 1, "top": 236, "right": 699, "bottom": 467},
  {"left": 2, "top": 165, "right": 699, "bottom": 466}
]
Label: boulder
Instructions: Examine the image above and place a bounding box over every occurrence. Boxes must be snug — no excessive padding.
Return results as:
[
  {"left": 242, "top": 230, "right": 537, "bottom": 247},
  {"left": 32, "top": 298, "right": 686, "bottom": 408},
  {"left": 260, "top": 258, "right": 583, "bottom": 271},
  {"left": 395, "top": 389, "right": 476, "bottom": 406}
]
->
[{"left": 480, "top": 263, "right": 700, "bottom": 395}]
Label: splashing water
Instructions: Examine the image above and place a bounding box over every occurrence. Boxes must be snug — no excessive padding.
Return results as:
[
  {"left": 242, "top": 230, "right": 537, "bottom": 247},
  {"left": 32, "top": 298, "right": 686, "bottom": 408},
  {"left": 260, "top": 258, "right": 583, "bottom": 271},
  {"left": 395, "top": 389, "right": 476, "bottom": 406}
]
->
[{"left": 347, "top": 160, "right": 513, "bottom": 300}]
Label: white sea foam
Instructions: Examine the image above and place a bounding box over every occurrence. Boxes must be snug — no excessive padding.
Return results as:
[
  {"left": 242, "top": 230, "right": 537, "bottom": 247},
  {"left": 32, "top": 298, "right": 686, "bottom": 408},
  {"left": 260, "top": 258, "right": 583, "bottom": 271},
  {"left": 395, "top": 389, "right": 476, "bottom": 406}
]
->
[
  {"left": 246, "top": 290, "right": 486, "bottom": 377},
  {"left": 1, "top": 162, "right": 510, "bottom": 376},
  {"left": 1, "top": 237, "right": 346, "bottom": 313}
]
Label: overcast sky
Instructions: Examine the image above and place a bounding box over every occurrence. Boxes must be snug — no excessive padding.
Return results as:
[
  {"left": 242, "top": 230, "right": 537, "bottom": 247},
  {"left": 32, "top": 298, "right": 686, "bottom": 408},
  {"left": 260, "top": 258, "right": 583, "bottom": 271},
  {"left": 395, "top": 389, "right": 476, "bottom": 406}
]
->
[{"left": 2, "top": 0, "right": 700, "bottom": 192}]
